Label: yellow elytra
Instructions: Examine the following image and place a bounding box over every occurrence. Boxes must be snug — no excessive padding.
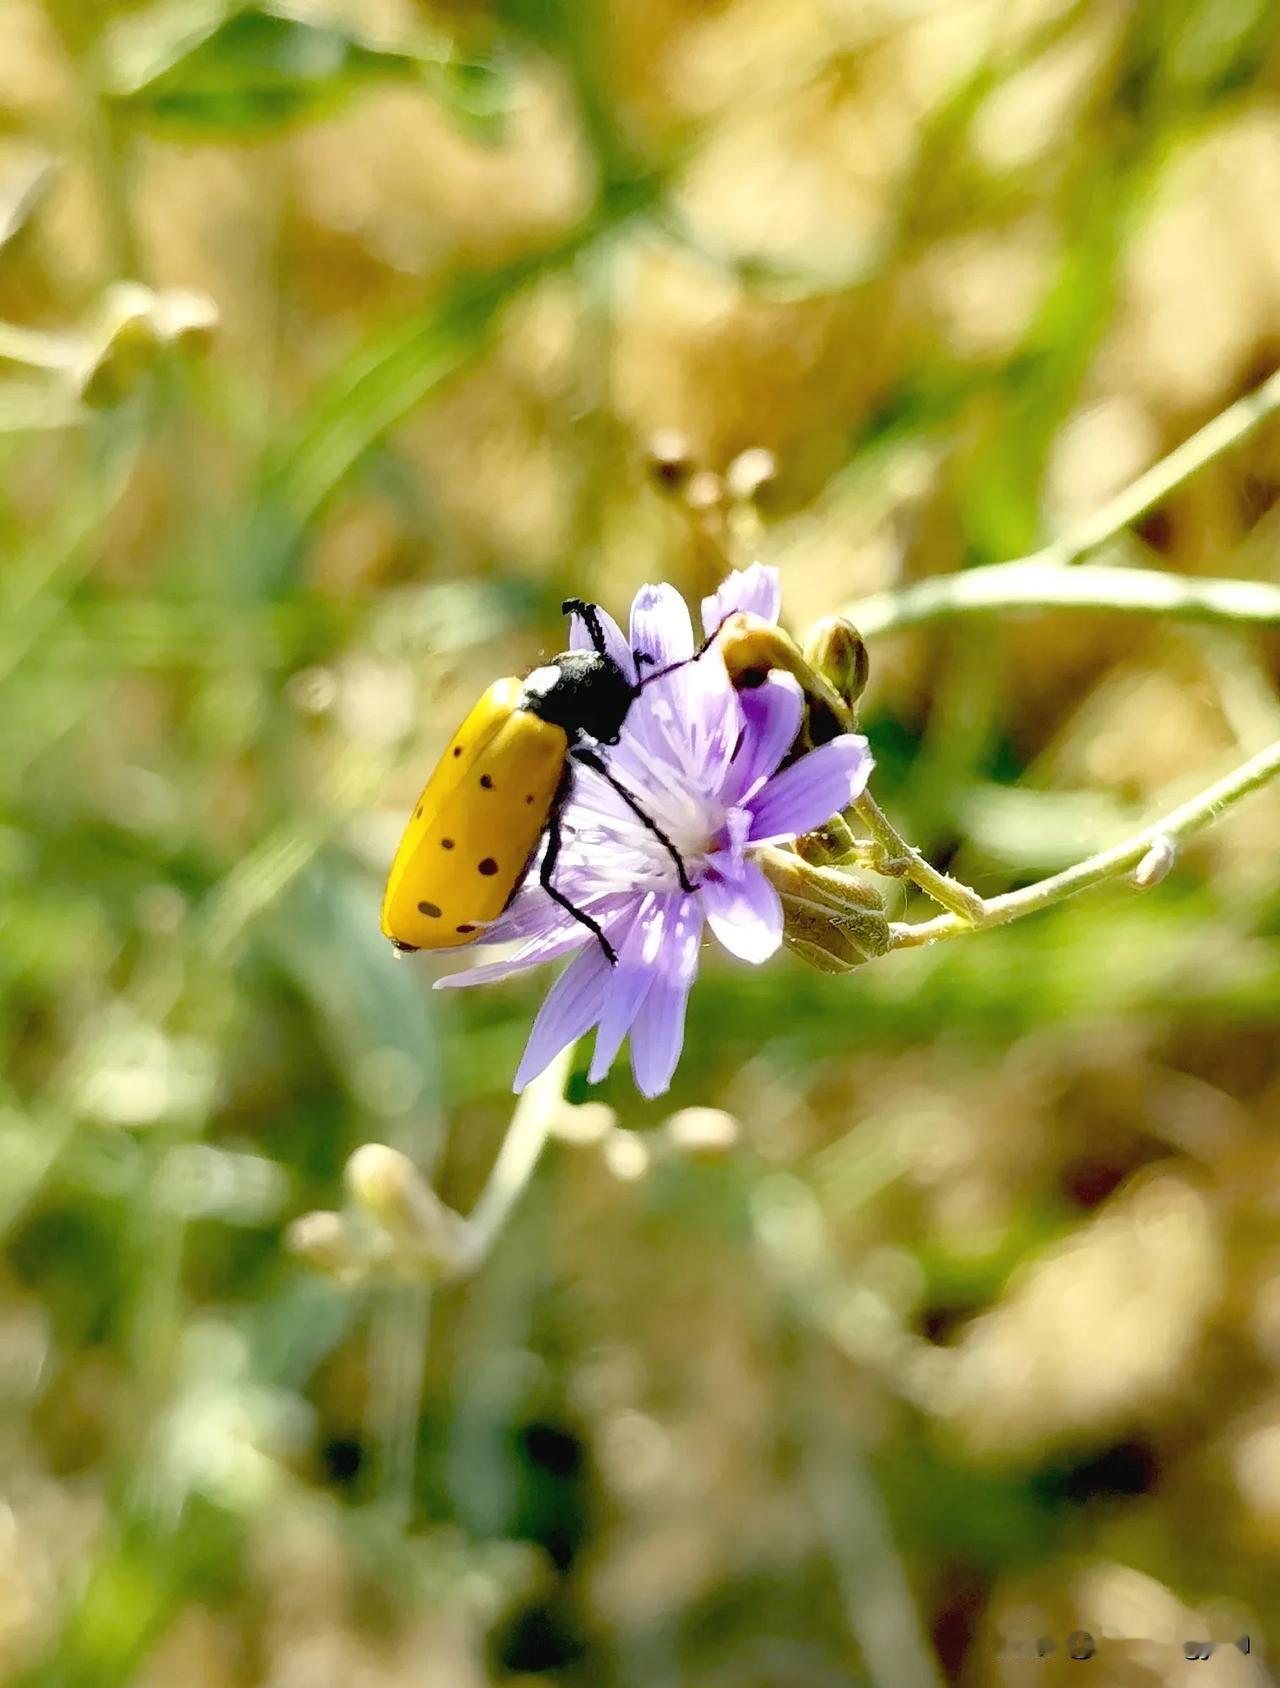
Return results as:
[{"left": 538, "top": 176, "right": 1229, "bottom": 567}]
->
[
  {"left": 381, "top": 599, "right": 691, "bottom": 963},
  {"left": 380, "top": 677, "right": 567, "bottom": 951}
]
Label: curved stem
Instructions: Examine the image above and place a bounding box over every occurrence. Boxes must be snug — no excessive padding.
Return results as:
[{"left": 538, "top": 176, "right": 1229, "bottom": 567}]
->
[
  {"left": 850, "top": 790, "right": 984, "bottom": 922},
  {"left": 888, "top": 737, "right": 1280, "bottom": 949},
  {"left": 1047, "top": 367, "right": 1280, "bottom": 563},
  {"left": 848, "top": 559, "right": 1280, "bottom": 640},
  {"left": 845, "top": 366, "right": 1280, "bottom": 640}
]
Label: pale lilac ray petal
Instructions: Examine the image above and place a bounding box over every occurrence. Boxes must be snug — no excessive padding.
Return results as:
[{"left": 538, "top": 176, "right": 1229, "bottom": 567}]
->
[
  {"left": 481, "top": 885, "right": 625, "bottom": 945},
  {"left": 512, "top": 941, "right": 615, "bottom": 1091},
  {"left": 699, "top": 859, "right": 783, "bottom": 963},
  {"left": 701, "top": 562, "right": 782, "bottom": 634},
  {"left": 568, "top": 602, "right": 636, "bottom": 683},
  {"left": 716, "top": 806, "right": 752, "bottom": 878},
  {"left": 629, "top": 897, "right": 701, "bottom": 1098},
  {"left": 587, "top": 894, "right": 665, "bottom": 1083},
  {"left": 630, "top": 582, "right": 694, "bottom": 671},
  {"left": 723, "top": 673, "right": 803, "bottom": 802},
  {"left": 432, "top": 921, "right": 593, "bottom": 990},
  {"left": 747, "top": 734, "right": 874, "bottom": 842}
]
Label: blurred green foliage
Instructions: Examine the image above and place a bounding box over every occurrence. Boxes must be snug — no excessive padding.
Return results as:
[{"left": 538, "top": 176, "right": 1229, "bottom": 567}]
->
[{"left": 1, "top": 0, "right": 1279, "bottom": 1684}]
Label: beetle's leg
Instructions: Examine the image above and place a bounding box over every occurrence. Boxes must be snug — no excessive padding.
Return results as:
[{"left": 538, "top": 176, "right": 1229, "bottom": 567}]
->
[
  {"left": 571, "top": 743, "right": 696, "bottom": 893},
  {"left": 541, "top": 763, "right": 617, "bottom": 964}
]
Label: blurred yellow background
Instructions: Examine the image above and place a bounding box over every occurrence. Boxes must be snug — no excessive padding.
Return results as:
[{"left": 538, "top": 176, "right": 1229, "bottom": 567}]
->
[{"left": 2, "top": 0, "right": 1280, "bottom": 1683}]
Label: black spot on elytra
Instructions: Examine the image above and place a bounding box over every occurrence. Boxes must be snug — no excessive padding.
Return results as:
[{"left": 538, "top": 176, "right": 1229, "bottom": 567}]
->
[
  {"left": 456, "top": 923, "right": 476, "bottom": 933},
  {"left": 478, "top": 857, "right": 499, "bottom": 876},
  {"left": 441, "top": 837, "right": 455, "bottom": 850},
  {"left": 480, "top": 774, "right": 494, "bottom": 789},
  {"left": 452, "top": 746, "right": 463, "bottom": 758},
  {"left": 417, "top": 901, "right": 442, "bottom": 918},
  {"left": 414, "top": 804, "right": 423, "bottom": 818},
  {"left": 525, "top": 794, "right": 536, "bottom": 804}
]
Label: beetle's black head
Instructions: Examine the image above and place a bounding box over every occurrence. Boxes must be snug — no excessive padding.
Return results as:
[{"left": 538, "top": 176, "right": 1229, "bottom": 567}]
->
[{"left": 520, "top": 650, "right": 636, "bottom": 744}]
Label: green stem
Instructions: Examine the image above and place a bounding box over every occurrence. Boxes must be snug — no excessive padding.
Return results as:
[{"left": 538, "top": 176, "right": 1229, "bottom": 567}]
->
[
  {"left": 845, "top": 366, "right": 1280, "bottom": 639},
  {"left": 851, "top": 791, "right": 985, "bottom": 923},
  {"left": 848, "top": 559, "right": 1280, "bottom": 640},
  {"left": 888, "top": 736, "right": 1280, "bottom": 949},
  {"left": 1048, "top": 367, "right": 1280, "bottom": 564},
  {"left": 454, "top": 1046, "right": 574, "bottom": 1275}
]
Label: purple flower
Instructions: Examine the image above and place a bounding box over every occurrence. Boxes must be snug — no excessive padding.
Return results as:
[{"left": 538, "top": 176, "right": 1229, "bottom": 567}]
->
[{"left": 436, "top": 565, "right": 873, "bottom": 1098}]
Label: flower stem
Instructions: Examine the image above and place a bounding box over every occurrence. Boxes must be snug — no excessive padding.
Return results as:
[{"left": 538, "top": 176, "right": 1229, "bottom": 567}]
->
[
  {"left": 845, "top": 366, "right": 1280, "bottom": 639},
  {"left": 848, "top": 559, "right": 1280, "bottom": 640},
  {"left": 1049, "top": 367, "right": 1280, "bottom": 563},
  {"left": 888, "top": 736, "right": 1280, "bottom": 949},
  {"left": 850, "top": 791, "right": 985, "bottom": 923},
  {"left": 453, "top": 1045, "right": 574, "bottom": 1274}
]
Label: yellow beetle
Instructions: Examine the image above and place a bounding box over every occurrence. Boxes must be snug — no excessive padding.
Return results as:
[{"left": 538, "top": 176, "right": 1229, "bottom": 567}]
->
[{"left": 380, "top": 600, "right": 694, "bottom": 964}]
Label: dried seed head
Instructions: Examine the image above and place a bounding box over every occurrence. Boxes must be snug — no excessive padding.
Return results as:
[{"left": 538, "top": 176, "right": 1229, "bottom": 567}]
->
[
  {"left": 725, "top": 447, "right": 777, "bottom": 505},
  {"left": 684, "top": 467, "right": 724, "bottom": 514},
  {"left": 646, "top": 429, "right": 695, "bottom": 491}
]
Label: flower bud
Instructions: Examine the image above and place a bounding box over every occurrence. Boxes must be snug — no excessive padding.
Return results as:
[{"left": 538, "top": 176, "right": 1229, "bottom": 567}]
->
[
  {"left": 803, "top": 616, "right": 869, "bottom": 714},
  {"left": 664, "top": 1107, "right": 739, "bottom": 1158},
  {"left": 345, "top": 1143, "right": 466, "bottom": 1279},
  {"left": 795, "top": 814, "right": 860, "bottom": 867},
  {"left": 1132, "top": 833, "right": 1177, "bottom": 888},
  {"left": 757, "top": 846, "right": 890, "bottom": 973},
  {"left": 286, "top": 1210, "right": 360, "bottom": 1278}
]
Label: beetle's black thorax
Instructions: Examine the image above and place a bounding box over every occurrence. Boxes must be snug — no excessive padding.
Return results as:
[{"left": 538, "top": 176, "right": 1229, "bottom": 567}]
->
[{"left": 520, "top": 650, "right": 635, "bottom": 744}]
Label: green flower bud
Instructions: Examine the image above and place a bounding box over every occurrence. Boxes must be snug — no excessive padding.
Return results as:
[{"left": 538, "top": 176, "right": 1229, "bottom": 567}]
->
[
  {"left": 345, "top": 1142, "right": 466, "bottom": 1279},
  {"left": 803, "top": 615, "right": 869, "bottom": 715},
  {"left": 757, "top": 846, "right": 890, "bottom": 974},
  {"left": 795, "top": 814, "right": 861, "bottom": 866}
]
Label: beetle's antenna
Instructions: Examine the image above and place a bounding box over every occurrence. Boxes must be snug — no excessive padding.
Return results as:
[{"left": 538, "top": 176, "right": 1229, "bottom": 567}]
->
[
  {"left": 636, "top": 615, "right": 728, "bottom": 693},
  {"left": 561, "top": 598, "right": 611, "bottom": 662}
]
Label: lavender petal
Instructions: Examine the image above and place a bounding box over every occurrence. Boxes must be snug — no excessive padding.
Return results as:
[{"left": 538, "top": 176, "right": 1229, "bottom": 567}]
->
[
  {"left": 433, "top": 920, "right": 593, "bottom": 990},
  {"left": 723, "top": 673, "right": 803, "bottom": 802},
  {"left": 512, "top": 941, "right": 615, "bottom": 1091},
  {"left": 629, "top": 896, "right": 701, "bottom": 1098},
  {"left": 587, "top": 893, "right": 666, "bottom": 1082},
  {"left": 630, "top": 583, "right": 694, "bottom": 672},
  {"left": 701, "top": 561, "right": 782, "bottom": 634},
  {"left": 748, "top": 734, "right": 874, "bottom": 842},
  {"left": 699, "top": 859, "right": 783, "bottom": 963}
]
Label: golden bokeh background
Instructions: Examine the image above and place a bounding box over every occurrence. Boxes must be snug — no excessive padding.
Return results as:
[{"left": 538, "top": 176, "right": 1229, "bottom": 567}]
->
[{"left": 2, "top": 0, "right": 1280, "bottom": 1683}]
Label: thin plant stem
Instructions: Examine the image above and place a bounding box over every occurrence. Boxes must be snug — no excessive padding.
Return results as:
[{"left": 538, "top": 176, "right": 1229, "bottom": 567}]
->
[
  {"left": 844, "top": 366, "right": 1280, "bottom": 639},
  {"left": 889, "top": 736, "right": 1280, "bottom": 949},
  {"left": 851, "top": 790, "right": 985, "bottom": 923},
  {"left": 848, "top": 558, "right": 1280, "bottom": 640},
  {"left": 454, "top": 1045, "right": 574, "bottom": 1275},
  {"left": 365, "top": 1283, "right": 431, "bottom": 1531},
  {"left": 1048, "top": 367, "right": 1280, "bottom": 564}
]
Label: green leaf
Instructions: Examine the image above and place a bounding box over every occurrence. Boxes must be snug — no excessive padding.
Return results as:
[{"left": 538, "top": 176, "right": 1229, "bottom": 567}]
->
[{"left": 104, "top": 0, "right": 510, "bottom": 138}]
